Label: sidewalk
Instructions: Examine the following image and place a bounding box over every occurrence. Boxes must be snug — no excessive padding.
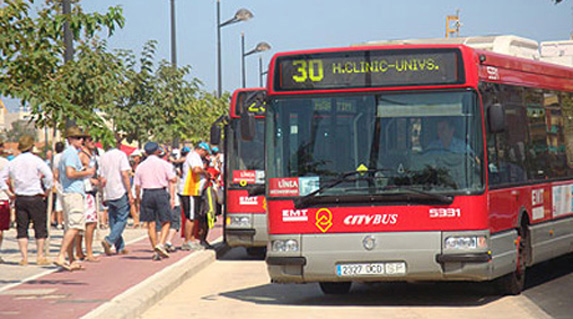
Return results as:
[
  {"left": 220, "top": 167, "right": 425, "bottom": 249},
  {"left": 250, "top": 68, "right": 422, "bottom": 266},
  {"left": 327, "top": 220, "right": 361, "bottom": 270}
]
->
[{"left": 0, "top": 220, "right": 224, "bottom": 319}]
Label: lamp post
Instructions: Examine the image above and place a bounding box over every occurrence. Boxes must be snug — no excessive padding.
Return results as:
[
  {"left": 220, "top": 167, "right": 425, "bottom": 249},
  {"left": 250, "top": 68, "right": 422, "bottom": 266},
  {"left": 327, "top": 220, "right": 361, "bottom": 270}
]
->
[
  {"left": 217, "top": 0, "right": 253, "bottom": 98},
  {"left": 241, "top": 32, "right": 271, "bottom": 88},
  {"left": 170, "top": 0, "right": 177, "bottom": 67},
  {"left": 259, "top": 56, "right": 269, "bottom": 87}
]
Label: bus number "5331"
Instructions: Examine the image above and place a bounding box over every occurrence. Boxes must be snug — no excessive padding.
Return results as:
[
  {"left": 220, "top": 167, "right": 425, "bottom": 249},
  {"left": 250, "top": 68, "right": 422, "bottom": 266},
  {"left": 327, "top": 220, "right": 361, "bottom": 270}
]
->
[{"left": 429, "top": 208, "right": 461, "bottom": 218}]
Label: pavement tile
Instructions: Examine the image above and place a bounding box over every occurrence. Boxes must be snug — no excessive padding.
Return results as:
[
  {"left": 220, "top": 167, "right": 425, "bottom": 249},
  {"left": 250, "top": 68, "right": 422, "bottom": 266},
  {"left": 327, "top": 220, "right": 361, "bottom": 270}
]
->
[{"left": 0, "top": 221, "right": 223, "bottom": 319}]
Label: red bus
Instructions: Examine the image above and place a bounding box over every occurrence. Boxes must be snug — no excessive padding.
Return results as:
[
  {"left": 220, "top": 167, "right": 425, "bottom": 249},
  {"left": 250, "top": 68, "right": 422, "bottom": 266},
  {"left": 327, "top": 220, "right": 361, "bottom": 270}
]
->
[
  {"left": 259, "top": 45, "right": 573, "bottom": 295},
  {"left": 212, "top": 88, "right": 268, "bottom": 256}
]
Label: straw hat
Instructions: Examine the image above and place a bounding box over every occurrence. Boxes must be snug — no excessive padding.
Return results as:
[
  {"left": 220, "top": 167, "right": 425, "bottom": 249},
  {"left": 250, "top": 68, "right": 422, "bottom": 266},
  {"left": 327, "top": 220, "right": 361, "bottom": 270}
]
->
[
  {"left": 65, "top": 126, "right": 90, "bottom": 138},
  {"left": 18, "top": 135, "right": 35, "bottom": 152}
]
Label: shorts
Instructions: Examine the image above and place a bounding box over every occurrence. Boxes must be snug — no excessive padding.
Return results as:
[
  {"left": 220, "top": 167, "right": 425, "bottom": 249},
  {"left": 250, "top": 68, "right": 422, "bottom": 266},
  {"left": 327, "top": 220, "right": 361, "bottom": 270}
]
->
[
  {"left": 140, "top": 189, "right": 171, "bottom": 223},
  {"left": 155, "top": 205, "right": 181, "bottom": 232},
  {"left": 62, "top": 193, "right": 86, "bottom": 231},
  {"left": 179, "top": 195, "right": 200, "bottom": 221},
  {"left": 15, "top": 196, "right": 48, "bottom": 239},
  {"left": 0, "top": 200, "right": 10, "bottom": 231},
  {"left": 84, "top": 193, "right": 98, "bottom": 223}
]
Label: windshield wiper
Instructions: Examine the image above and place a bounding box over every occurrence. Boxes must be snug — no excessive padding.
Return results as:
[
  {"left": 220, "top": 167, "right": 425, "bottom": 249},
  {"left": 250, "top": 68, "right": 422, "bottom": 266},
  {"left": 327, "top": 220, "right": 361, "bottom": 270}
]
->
[
  {"left": 293, "top": 168, "right": 393, "bottom": 208},
  {"left": 380, "top": 185, "right": 454, "bottom": 204}
]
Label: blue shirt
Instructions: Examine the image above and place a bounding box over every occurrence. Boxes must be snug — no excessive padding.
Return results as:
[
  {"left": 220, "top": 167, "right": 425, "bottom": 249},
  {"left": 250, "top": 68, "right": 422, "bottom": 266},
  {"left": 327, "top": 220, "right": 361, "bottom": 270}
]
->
[{"left": 59, "top": 146, "right": 85, "bottom": 194}]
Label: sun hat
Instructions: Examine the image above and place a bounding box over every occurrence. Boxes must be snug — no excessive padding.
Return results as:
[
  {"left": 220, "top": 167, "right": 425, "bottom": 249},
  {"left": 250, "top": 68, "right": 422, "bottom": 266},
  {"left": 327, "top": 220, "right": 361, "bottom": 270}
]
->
[
  {"left": 65, "top": 126, "right": 90, "bottom": 138},
  {"left": 197, "top": 142, "right": 212, "bottom": 155},
  {"left": 144, "top": 142, "right": 159, "bottom": 155},
  {"left": 17, "top": 135, "right": 35, "bottom": 152},
  {"left": 130, "top": 149, "right": 143, "bottom": 157}
]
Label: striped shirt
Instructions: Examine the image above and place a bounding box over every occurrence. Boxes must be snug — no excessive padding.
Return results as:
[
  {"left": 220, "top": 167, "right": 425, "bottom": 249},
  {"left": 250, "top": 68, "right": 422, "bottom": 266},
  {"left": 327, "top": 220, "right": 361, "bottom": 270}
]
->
[{"left": 179, "top": 151, "right": 205, "bottom": 196}]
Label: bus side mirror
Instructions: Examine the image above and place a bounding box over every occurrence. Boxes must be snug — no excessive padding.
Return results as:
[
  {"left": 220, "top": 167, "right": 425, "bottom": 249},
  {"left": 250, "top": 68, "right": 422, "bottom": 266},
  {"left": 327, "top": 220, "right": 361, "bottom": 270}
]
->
[
  {"left": 487, "top": 103, "right": 505, "bottom": 133},
  {"left": 210, "top": 125, "right": 221, "bottom": 146},
  {"left": 241, "top": 111, "right": 256, "bottom": 141}
]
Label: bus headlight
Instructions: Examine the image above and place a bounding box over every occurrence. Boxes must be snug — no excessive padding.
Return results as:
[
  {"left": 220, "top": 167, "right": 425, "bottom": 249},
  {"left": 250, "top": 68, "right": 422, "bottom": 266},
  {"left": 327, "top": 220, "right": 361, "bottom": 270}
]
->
[
  {"left": 272, "top": 239, "right": 299, "bottom": 252},
  {"left": 227, "top": 216, "right": 251, "bottom": 227},
  {"left": 445, "top": 236, "right": 487, "bottom": 250}
]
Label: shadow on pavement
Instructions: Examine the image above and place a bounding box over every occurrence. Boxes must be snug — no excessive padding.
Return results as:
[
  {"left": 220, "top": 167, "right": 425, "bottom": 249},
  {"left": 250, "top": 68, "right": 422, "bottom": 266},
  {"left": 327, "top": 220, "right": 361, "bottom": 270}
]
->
[
  {"left": 522, "top": 253, "right": 572, "bottom": 319},
  {"left": 220, "top": 253, "right": 572, "bottom": 308},
  {"left": 219, "top": 280, "right": 500, "bottom": 307},
  {"left": 217, "top": 246, "right": 265, "bottom": 261},
  {"left": 26, "top": 279, "right": 87, "bottom": 286}
]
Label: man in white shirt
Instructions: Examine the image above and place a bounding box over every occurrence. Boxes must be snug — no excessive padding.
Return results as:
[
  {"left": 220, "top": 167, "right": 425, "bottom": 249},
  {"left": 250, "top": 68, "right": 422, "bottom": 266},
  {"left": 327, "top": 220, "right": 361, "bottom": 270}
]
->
[
  {"left": 99, "top": 136, "right": 134, "bottom": 256},
  {"left": 0, "top": 135, "right": 53, "bottom": 266}
]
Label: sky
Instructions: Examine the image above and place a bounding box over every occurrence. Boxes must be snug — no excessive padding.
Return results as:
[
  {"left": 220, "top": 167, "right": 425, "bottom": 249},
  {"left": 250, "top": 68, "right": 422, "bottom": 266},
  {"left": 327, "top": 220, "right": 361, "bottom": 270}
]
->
[{"left": 2, "top": 0, "right": 573, "bottom": 111}]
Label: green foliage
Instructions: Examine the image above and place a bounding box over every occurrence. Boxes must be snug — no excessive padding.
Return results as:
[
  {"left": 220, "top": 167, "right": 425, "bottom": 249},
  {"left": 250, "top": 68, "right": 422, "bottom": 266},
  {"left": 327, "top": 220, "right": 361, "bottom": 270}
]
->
[
  {"left": 107, "top": 40, "right": 229, "bottom": 147},
  {"left": 0, "top": 0, "right": 125, "bottom": 146},
  {"left": 1, "top": 1, "right": 230, "bottom": 148},
  {"left": 2, "top": 119, "right": 36, "bottom": 142}
]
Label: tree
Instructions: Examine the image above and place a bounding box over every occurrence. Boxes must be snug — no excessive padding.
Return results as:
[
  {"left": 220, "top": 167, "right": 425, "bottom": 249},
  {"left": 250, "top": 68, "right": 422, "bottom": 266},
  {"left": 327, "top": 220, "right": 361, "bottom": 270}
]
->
[
  {"left": 2, "top": 119, "right": 36, "bottom": 142},
  {"left": 107, "top": 40, "right": 229, "bottom": 146},
  {"left": 0, "top": 0, "right": 125, "bottom": 145}
]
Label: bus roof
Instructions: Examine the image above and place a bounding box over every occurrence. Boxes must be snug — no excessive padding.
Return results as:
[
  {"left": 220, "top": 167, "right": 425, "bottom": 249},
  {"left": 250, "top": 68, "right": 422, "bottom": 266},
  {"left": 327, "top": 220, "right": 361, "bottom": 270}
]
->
[
  {"left": 267, "top": 44, "right": 573, "bottom": 95},
  {"left": 230, "top": 87, "right": 266, "bottom": 119}
]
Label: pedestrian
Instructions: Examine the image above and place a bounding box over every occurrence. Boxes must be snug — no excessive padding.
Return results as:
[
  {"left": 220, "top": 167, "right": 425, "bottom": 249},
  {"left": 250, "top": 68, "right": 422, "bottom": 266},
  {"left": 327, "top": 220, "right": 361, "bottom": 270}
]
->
[
  {"left": 155, "top": 153, "right": 182, "bottom": 253},
  {"left": 129, "top": 149, "right": 143, "bottom": 228},
  {"left": 99, "top": 135, "right": 134, "bottom": 256},
  {"left": 51, "top": 141, "right": 65, "bottom": 229},
  {"left": 75, "top": 133, "right": 100, "bottom": 262},
  {"left": 0, "top": 135, "right": 53, "bottom": 266},
  {"left": 179, "top": 142, "right": 210, "bottom": 251},
  {"left": 134, "top": 142, "right": 176, "bottom": 261},
  {"left": 0, "top": 140, "right": 12, "bottom": 263},
  {"left": 53, "top": 126, "right": 95, "bottom": 271}
]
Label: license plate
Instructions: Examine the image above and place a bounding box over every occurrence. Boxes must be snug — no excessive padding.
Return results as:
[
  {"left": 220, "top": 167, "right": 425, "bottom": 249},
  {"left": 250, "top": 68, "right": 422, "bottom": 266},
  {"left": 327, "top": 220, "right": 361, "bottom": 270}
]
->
[{"left": 336, "top": 262, "right": 406, "bottom": 277}]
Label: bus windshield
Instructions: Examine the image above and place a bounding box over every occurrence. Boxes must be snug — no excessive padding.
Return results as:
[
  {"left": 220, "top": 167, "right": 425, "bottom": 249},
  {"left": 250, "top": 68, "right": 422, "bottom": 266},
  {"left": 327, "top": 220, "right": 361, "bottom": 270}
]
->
[
  {"left": 266, "top": 90, "right": 484, "bottom": 197},
  {"left": 229, "top": 117, "right": 265, "bottom": 186}
]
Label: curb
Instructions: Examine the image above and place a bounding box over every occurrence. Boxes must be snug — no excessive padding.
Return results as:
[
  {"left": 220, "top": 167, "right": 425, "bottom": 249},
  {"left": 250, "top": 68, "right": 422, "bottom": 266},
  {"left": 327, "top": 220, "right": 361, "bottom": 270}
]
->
[{"left": 83, "top": 241, "right": 228, "bottom": 319}]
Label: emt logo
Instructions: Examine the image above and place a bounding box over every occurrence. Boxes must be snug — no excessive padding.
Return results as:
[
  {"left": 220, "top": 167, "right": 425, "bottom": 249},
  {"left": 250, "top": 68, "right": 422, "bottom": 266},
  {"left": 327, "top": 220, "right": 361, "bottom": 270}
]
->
[{"left": 315, "top": 208, "right": 333, "bottom": 233}]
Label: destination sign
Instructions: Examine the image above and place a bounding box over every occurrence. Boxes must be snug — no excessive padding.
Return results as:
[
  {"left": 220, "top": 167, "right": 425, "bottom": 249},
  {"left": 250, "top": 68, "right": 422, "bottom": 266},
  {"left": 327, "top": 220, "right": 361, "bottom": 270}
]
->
[
  {"left": 233, "top": 90, "right": 266, "bottom": 117},
  {"left": 275, "top": 49, "right": 464, "bottom": 91}
]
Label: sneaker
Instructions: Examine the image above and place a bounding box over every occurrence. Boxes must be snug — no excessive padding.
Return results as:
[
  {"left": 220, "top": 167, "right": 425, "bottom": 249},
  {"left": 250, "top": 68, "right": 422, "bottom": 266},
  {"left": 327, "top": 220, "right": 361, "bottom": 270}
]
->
[
  {"left": 154, "top": 244, "right": 170, "bottom": 258},
  {"left": 191, "top": 242, "right": 205, "bottom": 251},
  {"left": 101, "top": 240, "right": 112, "bottom": 256},
  {"left": 180, "top": 242, "right": 192, "bottom": 251},
  {"left": 56, "top": 224, "right": 63, "bottom": 230},
  {"left": 165, "top": 243, "right": 176, "bottom": 253},
  {"left": 118, "top": 249, "right": 129, "bottom": 255},
  {"left": 151, "top": 252, "right": 161, "bottom": 261}
]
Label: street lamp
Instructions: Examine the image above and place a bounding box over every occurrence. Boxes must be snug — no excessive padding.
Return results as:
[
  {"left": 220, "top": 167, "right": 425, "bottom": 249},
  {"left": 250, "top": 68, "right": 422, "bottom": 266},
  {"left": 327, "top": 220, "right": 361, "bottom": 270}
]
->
[
  {"left": 259, "top": 56, "right": 269, "bottom": 87},
  {"left": 217, "top": 0, "right": 253, "bottom": 98},
  {"left": 241, "top": 32, "right": 271, "bottom": 88},
  {"left": 170, "top": 0, "right": 177, "bottom": 67}
]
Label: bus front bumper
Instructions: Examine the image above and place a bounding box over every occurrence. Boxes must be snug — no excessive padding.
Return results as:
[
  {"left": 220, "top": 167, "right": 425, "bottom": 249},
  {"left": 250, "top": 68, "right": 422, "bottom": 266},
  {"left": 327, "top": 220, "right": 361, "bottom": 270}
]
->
[
  {"left": 225, "top": 213, "right": 268, "bottom": 248},
  {"left": 266, "top": 231, "right": 512, "bottom": 284}
]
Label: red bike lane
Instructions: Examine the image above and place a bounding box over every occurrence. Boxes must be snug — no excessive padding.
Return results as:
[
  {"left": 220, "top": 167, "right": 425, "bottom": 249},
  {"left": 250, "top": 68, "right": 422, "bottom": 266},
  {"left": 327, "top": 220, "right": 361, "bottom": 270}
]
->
[{"left": 0, "top": 223, "right": 223, "bottom": 319}]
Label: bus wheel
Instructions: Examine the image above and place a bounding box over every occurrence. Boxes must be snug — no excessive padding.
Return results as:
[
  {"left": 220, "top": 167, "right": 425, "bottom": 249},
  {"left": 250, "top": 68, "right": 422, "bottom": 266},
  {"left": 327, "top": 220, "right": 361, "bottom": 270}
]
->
[
  {"left": 319, "top": 282, "right": 352, "bottom": 295},
  {"left": 497, "top": 225, "right": 529, "bottom": 295}
]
